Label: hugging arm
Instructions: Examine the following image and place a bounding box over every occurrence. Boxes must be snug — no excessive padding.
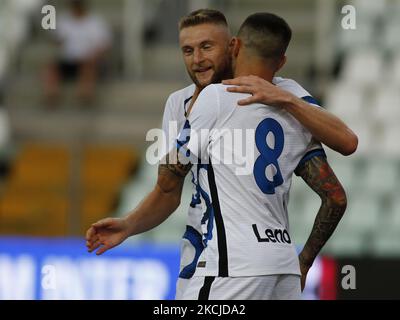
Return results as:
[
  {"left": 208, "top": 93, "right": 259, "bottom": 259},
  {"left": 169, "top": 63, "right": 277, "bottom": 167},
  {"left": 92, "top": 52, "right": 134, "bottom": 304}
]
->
[{"left": 223, "top": 76, "right": 358, "bottom": 156}]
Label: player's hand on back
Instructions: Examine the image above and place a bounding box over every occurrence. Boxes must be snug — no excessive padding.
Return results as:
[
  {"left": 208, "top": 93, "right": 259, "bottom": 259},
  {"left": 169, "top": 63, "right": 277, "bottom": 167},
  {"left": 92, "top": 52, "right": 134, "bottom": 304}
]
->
[
  {"left": 86, "top": 217, "right": 130, "bottom": 255},
  {"left": 223, "top": 75, "right": 293, "bottom": 107}
]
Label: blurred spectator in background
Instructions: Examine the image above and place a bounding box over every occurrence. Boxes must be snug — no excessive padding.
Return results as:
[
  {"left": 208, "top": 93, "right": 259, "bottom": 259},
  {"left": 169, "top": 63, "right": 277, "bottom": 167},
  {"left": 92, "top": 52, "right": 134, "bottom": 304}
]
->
[{"left": 43, "top": 0, "right": 112, "bottom": 106}]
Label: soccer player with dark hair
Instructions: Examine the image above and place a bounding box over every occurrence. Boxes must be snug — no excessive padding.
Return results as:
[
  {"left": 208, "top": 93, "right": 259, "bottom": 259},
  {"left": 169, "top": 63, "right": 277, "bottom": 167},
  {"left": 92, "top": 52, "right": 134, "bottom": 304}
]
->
[{"left": 86, "top": 10, "right": 352, "bottom": 300}]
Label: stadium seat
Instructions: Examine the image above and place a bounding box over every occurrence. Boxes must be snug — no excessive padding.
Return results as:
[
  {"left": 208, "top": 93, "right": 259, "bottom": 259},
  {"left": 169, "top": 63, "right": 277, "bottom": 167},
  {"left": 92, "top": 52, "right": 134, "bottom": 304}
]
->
[
  {"left": 341, "top": 50, "right": 383, "bottom": 86},
  {"left": 388, "top": 53, "right": 400, "bottom": 85},
  {"left": 385, "top": 197, "right": 400, "bottom": 230},
  {"left": 337, "top": 21, "right": 375, "bottom": 53},
  {"left": 8, "top": 0, "right": 43, "bottom": 16},
  {"left": 327, "top": 157, "right": 358, "bottom": 191},
  {"left": 79, "top": 145, "right": 139, "bottom": 233},
  {"left": 340, "top": 195, "right": 380, "bottom": 235},
  {"left": 371, "top": 230, "right": 400, "bottom": 256},
  {"left": 80, "top": 192, "right": 117, "bottom": 234},
  {"left": 342, "top": 120, "right": 376, "bottom": 157},
  {"left": 82, "top": 145, "right": 138, "bottom": 189},
  {"left": 372, "top": 192, "right": 400, "bottom": 256},
  {"left": 329, "top": 180, "right": 382, "bottom": 257},
  {"left": 327, "top": 224, "right": 366, "bottom": 256},
  {"left": 3, "top": 15, "right": 28, "bottom": 53},
  {"left": 360, "top": 158, "right": 399, "bottom": 195},
  {"left": 378, "top": 126, "right": 400, "bottom": 157},
  {"left": 382, "top": 20, "right": 400, "bottom": 53},
  {"left": 0, "top": 192, "right": 69, "bottom": 236},
  {"left": 8, "top": 144, "right": 70, "bottom": 189},
  {"left": 370, "top": 86, "right": 400, "bottom": 125},
  {"left": 371, "top": 197, "right": 400, "bottom": 255},
  {"left": 352, "top": 0, "right": 387, "bottom": 19},
  {"left": 325, "top": 83, "right": 364, "bottom": 121}
]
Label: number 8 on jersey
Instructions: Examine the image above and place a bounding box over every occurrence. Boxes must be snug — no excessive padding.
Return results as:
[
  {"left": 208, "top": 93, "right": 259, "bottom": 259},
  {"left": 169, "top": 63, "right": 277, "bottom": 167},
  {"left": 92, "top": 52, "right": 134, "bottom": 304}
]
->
[{"left": 253, "top": 118, "right": 285, "bottom": 195}]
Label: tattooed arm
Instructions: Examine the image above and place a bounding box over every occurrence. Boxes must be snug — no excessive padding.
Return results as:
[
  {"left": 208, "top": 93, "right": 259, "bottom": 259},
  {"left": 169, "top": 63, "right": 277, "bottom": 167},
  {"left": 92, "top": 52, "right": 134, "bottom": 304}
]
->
[
  {"left": 86, "top": 152, "right": 192, "bottom": 255},
  {"left": 123, "top": 153, "right": 193, "bottom": 237},
  {"left": 295, "top": 155, "right": 347, "bottom": 290}
]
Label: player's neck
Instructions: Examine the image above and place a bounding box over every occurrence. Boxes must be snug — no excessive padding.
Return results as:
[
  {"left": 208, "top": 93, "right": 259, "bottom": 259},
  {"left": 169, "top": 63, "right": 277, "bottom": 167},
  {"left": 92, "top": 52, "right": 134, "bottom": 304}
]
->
[
  {"left": 186, "top": 86, "right": 202, "bottom": 117},
  {"left": 234, "top": 58, "right": 274, "bottom": 83}
]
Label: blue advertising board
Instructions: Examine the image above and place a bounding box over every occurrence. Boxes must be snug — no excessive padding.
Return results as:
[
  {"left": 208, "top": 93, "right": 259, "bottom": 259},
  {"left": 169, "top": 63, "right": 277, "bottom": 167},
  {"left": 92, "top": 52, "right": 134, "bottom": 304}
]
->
[{"left": 0, "top": 237, "right": 181, "bottom": 300}]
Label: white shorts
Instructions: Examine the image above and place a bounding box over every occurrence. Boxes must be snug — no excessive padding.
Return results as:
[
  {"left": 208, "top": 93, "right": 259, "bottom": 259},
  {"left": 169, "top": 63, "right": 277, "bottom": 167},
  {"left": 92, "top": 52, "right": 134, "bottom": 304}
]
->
[{"left": 177, "top": 275, "right": 301, "bottom": 300}]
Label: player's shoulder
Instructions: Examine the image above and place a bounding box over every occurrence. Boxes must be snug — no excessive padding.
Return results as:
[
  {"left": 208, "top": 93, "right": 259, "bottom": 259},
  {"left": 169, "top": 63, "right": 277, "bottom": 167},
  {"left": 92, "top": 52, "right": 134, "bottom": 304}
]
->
[
  {"left": 202, "top": 83, "right": 245, "bottom": 99},
  {"left": 273, "top": 76, "right": 311, "bottom": 99},
  {"left": 168, "top": 84, "right": 196, "bottom": 101},
  {"left": 274, "top": 77, "right": 322, "bottom": 106},
  {"left": 164, "top": 84, "right": 196, "bottom": 115},
  {"left": 192, "top": 84, "right": 224, "bottom": 105},
  {"left": 202, "top": 83, "right": 224, "bottom": 95}
]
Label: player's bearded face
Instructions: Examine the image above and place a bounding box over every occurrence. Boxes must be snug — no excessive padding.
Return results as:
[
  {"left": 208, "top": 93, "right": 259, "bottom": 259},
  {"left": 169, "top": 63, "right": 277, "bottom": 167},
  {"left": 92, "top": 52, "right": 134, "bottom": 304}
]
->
[{"left": 180, "top": 24, "right": 233, "bottom": 89}]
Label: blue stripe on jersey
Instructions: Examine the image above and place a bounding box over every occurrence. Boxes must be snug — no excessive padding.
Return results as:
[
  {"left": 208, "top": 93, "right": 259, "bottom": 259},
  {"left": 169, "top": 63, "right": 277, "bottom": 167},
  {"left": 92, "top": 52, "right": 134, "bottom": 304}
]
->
[
  {"left": 189, "top": 164, "right": 215, "bottom": 246},
  {"left": 302, "top": 96, "right": 321, "bottom": 107},
  {"left": 184, "top": 96, "right": 193, "bottom": 117},
  {"left": 295, "top": 148, "right": 327, "bottom": 175},
  {"left": 179, "top": 225, "right": 204, "bottom": 279},
  {"left": 197, "top": 164, "right": 214, "bottom": 248},
  {"left": 176, "top": 119, "right": 191, "bottom": 158},
  {"left": 180, "top": 166, "right": 211, "bottom": 279},
  {"left": 190, "top": 169, "right": 202, "bottom": 208}
]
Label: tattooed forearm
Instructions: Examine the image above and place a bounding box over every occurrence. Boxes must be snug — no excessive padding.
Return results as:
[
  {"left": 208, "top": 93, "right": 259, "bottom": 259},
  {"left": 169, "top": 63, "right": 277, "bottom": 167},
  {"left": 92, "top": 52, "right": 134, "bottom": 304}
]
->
[
  {"left": 158, "top": 153, "right": 193, "bottom": 178},
  {"left": 296, "top": 156, "right": 347, "bottom": 268},
  {"left": 156, "top": 152, "right": 192, "bottom": 195}
]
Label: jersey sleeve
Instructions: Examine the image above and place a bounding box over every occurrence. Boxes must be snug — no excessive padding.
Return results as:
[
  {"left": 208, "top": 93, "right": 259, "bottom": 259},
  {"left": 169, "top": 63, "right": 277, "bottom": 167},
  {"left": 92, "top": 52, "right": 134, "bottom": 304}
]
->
[
  {"left": 301, "top": 95, "right": 322, "bottom": 108},
  {"left": 160, "top": 95, "right": 178, "bottom": 158},
  {"left": 179, "top": 85, "right": 220, "bottom": 164},
  {"left": 294, "top": 138, "right": 327, "bottom": 175},
  {"left": 275, "top": 77, "right": 323, "bottom": 108}
]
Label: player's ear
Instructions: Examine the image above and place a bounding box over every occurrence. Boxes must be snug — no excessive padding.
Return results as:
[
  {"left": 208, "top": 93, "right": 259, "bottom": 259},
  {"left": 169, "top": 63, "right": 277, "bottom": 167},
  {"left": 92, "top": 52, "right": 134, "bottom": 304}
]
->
[
  {"left": 275, "top": 55, "right": 287, "bottom": 72},
  {"left": 227, "top": 37, "right": 235, "bottom": 55},
  {"left": 231, "top": 37, "right": 241, "bottom": 58}
]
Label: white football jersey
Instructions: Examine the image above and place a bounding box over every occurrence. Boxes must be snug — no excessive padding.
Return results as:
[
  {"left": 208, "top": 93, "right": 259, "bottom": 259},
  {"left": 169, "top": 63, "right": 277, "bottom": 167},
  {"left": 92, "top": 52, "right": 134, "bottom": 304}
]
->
[
  {"left": 161, "top": 78, "right": 324, "bottom": 279},
  {"left": 178, "top": 83, "right": 325, "bottom": 277}
]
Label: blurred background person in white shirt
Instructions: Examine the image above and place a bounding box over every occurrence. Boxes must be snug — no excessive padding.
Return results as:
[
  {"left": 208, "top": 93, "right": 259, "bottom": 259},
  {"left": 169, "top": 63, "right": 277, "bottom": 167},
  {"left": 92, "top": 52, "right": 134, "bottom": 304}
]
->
[{"left": 43, "top": 0, "right": 112, "bottom": 106}]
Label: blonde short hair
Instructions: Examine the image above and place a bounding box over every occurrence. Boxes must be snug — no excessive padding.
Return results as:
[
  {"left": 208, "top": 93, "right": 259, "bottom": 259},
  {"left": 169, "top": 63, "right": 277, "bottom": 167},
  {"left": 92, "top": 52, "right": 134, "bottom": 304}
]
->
[{"left": 179, "top": 9, "right": 228, "bottom": 30}]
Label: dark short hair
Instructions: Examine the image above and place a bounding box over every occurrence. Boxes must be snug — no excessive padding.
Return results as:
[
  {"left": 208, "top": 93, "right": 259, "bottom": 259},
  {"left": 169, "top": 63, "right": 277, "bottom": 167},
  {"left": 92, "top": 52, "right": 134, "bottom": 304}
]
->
[
  {"left": 179, "top": 9, "right": 228, "bottom": 30},
  {"left": 238, "top": 13, "right": 292, "bottom": 61}
]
